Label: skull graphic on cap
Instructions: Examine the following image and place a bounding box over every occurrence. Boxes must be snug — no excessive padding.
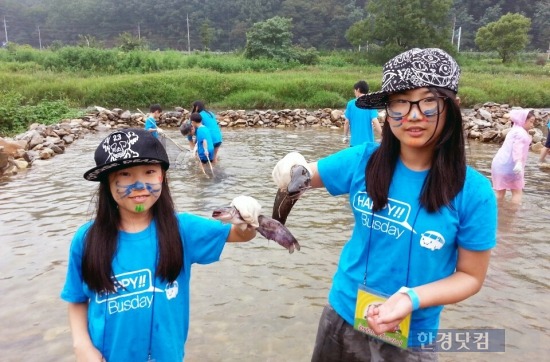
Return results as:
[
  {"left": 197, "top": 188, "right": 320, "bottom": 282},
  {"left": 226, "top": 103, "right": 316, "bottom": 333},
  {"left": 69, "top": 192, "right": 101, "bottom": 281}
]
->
[{"left": 103, "top": 131, "right": 140, "bottom": 162}]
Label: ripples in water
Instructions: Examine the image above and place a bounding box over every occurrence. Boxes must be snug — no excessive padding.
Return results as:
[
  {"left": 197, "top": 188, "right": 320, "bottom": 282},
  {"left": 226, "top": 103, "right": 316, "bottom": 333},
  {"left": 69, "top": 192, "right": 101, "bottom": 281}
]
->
[{"left": 0, "top": 127, "right": 548, "bottom": 361}]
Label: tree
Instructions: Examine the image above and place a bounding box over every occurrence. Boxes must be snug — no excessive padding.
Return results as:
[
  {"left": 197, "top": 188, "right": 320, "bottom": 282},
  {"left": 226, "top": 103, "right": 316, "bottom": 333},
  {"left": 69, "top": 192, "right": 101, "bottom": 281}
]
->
[
  {"left": 282, "top": 0, "right": 362, "bottom": 49},
  {"left": 244, "top": 16, "right": 293, "bottom": 60},
  {"left": 348, "top": 0, "right": 454, "bottom": 59},
  {"left": 532, "top": 0, "right": 550, "bottom": 50},
  {"left": 116, "top": 32, "right": 147, "bottom": 52},
  {"left": 345, "top": 21, "right": 370, "bottom": 49},
  {"left": 475, "top": 13, "right": 531, "bottom": 63},
  {"left": 199, "top": 21, "right": 215, "bottom": 51}
]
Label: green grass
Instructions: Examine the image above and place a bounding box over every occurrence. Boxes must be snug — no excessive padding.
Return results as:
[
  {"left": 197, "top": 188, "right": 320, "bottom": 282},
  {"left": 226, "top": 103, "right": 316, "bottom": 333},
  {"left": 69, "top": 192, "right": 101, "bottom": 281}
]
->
[{"left": 0, "top": 48, "right": 548, "bottom": 134}]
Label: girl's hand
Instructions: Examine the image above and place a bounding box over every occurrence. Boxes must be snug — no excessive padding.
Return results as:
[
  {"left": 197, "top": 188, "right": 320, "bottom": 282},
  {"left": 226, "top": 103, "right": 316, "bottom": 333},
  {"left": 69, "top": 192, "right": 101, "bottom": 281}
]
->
[
  {"left": 366, "top": 291, "right": 413, "bottom": 335},
  {"left": 74, "top": 343, "right": 104, "bottom": 362}
]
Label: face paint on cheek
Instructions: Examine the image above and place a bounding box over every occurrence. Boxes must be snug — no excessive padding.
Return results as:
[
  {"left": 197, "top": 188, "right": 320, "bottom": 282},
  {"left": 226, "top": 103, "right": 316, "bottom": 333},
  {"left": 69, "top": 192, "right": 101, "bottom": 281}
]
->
[
  {"left": 145, "top": 182, "right": 162, "bottom": 198},
  {"left": 423, "top": 107, "right": 438, "bottom": 116}
]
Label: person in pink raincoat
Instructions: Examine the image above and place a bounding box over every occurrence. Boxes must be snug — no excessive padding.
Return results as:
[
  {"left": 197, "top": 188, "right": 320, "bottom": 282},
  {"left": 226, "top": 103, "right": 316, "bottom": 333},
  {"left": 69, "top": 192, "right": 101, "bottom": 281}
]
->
[{"left": 491, "top": 109, "right": 535, "bottom": 204}]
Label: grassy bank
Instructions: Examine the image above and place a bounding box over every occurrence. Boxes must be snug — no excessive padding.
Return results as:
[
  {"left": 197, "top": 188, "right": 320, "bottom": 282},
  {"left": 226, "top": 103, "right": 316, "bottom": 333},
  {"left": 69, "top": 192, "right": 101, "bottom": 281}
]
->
[{"left": 0, "top": 49, "right": 549, "bottom": 136}]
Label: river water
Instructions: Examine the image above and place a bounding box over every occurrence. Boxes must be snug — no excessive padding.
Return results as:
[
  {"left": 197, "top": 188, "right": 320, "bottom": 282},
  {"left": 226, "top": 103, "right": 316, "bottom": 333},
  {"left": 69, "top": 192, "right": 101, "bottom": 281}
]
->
[{"left": 0, "top": 127, "right": 548, "bottom": 361}]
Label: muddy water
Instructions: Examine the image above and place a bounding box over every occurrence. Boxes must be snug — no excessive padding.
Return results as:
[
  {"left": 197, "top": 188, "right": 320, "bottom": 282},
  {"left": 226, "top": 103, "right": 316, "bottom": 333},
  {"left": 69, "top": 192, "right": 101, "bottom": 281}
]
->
[{"left": 0, "top": 127, "right": 548, "bottom": 361}]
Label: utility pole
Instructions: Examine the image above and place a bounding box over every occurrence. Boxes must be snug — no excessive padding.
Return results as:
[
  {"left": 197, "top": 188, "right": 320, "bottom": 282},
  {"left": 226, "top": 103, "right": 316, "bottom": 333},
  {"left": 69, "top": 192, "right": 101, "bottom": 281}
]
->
[
  {"left": 457, "top": 27, "right": 462, "bottom": 52},
  {"left": 138, "top": 23, "right": 141, "bottom": 40},
  {"left": 3, "top": 17, "right": 8, "bottom": 45},
  {"left": 37, "top": 26, "right": 42, "bottom": 50},
  {"left": 186, "top": 13, "right": 190, "bottom": 54}
]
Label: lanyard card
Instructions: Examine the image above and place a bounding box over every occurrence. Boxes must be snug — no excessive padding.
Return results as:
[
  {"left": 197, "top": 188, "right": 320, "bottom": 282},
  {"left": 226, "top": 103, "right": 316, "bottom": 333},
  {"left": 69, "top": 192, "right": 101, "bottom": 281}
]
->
[{"left": 354, "top": 284, "right": 411, "bottom": 349}]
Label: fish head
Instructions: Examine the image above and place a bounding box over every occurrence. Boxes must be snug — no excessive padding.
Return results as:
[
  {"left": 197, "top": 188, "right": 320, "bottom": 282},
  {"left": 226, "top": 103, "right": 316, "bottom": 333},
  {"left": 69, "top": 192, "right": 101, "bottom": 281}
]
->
[
  {"left": 211, "top": 206, "right": 244, "bottom": 224},
  {"left": 287, "top": 164, "right": 311, "bottom": 199}
]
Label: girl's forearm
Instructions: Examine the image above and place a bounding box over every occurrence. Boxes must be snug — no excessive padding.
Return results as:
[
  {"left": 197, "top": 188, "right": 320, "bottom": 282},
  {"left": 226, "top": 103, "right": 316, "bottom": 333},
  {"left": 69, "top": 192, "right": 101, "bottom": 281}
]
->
[{"left": 68, "top": 302, "right": 93, "bottom": 349}]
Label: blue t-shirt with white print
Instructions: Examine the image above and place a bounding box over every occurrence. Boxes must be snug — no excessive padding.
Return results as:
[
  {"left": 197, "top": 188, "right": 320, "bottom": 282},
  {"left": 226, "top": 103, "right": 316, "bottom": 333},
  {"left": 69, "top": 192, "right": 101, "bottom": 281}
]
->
[
  {"left": 61, "top": 213, "right": 230, "bottom": 361},
  {"left": 317, "top": 143, "right": 497, "bottom": 347}
]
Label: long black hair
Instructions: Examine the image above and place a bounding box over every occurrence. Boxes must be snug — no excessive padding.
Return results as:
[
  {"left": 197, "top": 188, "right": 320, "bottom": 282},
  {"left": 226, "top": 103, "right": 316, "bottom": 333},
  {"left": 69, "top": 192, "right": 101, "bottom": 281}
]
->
[
  {"left": 365, "top": 87, "right": 466, "bottom": 213},
  {"left": 192, "top": 100, "right": 214, "bottom": 117},
  {"left": 82, "top": 172, "right": 183, "bottom": 293}
]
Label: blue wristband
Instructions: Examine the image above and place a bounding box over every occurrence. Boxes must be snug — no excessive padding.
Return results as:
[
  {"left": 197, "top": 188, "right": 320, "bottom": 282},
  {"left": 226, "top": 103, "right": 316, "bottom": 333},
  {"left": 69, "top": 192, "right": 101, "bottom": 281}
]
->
[{"left": 398, "top": 286, "right": 421, "bottom": 311}]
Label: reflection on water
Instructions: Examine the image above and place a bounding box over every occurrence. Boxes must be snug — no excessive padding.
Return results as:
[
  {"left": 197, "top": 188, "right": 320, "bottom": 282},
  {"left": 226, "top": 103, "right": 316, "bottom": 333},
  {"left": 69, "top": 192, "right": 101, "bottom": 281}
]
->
[{"left": 0, "top": 128, "right": 548, "bottom": 361}]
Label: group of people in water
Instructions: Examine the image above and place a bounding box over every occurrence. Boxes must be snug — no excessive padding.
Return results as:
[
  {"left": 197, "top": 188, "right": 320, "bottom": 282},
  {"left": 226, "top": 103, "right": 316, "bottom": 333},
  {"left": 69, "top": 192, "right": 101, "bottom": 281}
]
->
[
  {"left": 144, "top": 100, "right": 224, "bottom": 166},
  {"left": 60, "top": 47, "right": 545, "bottom": 361}
]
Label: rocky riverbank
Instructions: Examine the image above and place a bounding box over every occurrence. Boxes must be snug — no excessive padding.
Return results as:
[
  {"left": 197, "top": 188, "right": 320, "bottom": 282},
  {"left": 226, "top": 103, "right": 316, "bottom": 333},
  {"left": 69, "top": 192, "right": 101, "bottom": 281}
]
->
[{"left": 0, "top": 103, "right": 548, "bottom": 178}]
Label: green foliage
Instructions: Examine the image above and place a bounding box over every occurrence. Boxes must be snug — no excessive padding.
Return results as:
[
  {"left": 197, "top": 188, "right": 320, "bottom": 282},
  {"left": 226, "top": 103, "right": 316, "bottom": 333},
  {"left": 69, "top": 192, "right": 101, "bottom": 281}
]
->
[
  {"left": 362, "top": 0, "right": 454, "bottom": 56},
  {"left": 0, "top": 91, "right": 83, "bottom": 136},
  {"left": 48, "top": 41, "right": 65, "bottom": 51},
  {"left": 0, "top": 92, "right": 25, "bottom": 135},
  {"left": 345, "top": 20, "right": 369, "bottom": 49},
  {"left": 0, "top": 51, "right": 548, "bottom": 118},
  {"left": 243, "top": 16, "right": 319, "bottom": 65},
  {"left": 77, "top": 34, "right": 104, "bottom": 49},
  {"left": 288, "top": 46, "right": 320, "bottom": 65},
  {"left": 199, "top": 21, "right": 215, "bottom": 51},
  {"left": 1, "top": 0, "right": 548, "bottom": 52},
  {"left": 116, "top": 32, "right": 148, "bottom": 52},
  {"left": 223, "top": 90, "right": 282, "bottom": 109},
  {"left": 475, "top": 13, "right": 531, "bottom": 63},
  {"left": 281, "top": 0, "right": 362, "bottom": 49},
  {"left": 305, "top": 91, "right": 347, "bottom": 109},
  {"left": 244, "top": 16, "right": 294, "bottom": 61}
]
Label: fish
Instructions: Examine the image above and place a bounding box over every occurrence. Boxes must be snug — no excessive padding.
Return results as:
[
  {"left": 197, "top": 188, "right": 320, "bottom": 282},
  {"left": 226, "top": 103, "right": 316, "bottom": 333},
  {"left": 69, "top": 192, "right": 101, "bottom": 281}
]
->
[
  {"left": 272, "top": 164, "right": 311, "bottom": 225},
  {"left": 212, "top": 206, "right": 301, "bottom": 253}
]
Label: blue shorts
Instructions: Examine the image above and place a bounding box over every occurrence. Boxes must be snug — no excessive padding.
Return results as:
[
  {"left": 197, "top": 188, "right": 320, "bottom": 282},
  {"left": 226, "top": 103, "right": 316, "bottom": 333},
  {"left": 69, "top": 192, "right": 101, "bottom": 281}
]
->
[
  {"left": 199, "top": 156, "right": 214, "bottom": 164},
  {"left": 214, "top": 142, "right": 222, "bottom": 148},
  {"left": 545, "top": 135, "right": 550, "bottom": 148}
]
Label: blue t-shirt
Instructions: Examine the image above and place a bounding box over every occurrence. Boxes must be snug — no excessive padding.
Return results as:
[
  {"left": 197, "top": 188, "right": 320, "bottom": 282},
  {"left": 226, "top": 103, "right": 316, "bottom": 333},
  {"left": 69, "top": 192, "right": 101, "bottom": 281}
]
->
[
  {"left": 196, "top": 125, "right": 214, "bottom": 161},
  {"left": 345, "top": 98, "right": 378, "bottom": 146},
  {"left": 318, "top": 143, "right": 497, "bottom": 347},
  {"left": 60, "top": 213, "right": 230, "bottom": 361},
  {"left": 200, "top": 111, "right": 222, "bottom": 145},
  {"left": 144, "top": 116, "right": 159, "bottom": 139}
]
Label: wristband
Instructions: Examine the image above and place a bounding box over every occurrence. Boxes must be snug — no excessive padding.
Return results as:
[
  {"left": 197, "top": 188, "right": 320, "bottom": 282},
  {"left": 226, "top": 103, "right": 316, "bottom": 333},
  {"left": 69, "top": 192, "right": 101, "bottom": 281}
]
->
[{"left": 398, "top": 286, "right": 420, "bottom": 311}]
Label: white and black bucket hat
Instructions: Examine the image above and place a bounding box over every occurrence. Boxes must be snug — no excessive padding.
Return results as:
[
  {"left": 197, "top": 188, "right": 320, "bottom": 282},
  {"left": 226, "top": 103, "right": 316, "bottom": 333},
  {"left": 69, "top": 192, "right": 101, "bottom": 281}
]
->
[{"left": 356, "top": 48, "right": 461, "bottom": 109}]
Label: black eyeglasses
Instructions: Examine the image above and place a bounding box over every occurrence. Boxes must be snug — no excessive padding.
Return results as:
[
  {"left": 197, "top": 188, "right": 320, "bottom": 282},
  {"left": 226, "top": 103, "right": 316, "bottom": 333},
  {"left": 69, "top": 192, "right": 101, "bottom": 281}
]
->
[{"left": 386, "top": 96, "right": 448, "bottom": 120}]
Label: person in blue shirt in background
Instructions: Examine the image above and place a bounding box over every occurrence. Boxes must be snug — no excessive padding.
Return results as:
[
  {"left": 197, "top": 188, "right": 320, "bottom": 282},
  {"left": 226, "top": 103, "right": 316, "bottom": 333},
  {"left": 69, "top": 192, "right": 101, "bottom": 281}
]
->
[
  {"left": 273, "top": 48, "right": 497, "bottom": 361},
  {"left": 343, "top": 80, "right": 382, "bottom": 147},
  {"left": 61, "top": 128, "right": 261, "bottom": 361},
  {"left": 192, "top": 101, "right": 223, "bottom": 162},
  {"left": 144, "top": 104, "right": 164, "bottom": 139},
  {"left": 539, "top": 118, "right": 550, "bottom": 165},
  {"left": 180, "top": 119, "right": 196, "bottom": 152},
  {"left": 190, "top": 113, "right": 214, "bottom": 164}
]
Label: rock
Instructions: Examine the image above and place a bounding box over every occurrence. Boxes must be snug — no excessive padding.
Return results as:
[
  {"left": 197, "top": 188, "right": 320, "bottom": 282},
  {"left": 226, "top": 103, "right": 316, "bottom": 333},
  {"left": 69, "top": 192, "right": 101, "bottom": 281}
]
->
[
  {"left": 12, "top": 159, "right": 29, "bottom": 170},
  {"left": 0, "top": 151, "right": 8, "bottom": 169},
  {"left": 2, "top": 104, "right": 547, "bottom": 179}
]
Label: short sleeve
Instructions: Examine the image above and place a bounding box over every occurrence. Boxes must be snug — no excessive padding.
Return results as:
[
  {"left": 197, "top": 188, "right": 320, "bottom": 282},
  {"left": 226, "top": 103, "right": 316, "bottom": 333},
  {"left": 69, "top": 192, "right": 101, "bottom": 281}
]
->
[
  {"left": 60, "top": 223, "right": 92, "bottom": 303},
  {"left": 178, "top": 213, "right": 231, "bottom": 265},
  {"left": 318, "top": 143, "right": 375, "bottom": 196},
  {"left": 455, "top": 168, "right": 497, "bottom": 251}
]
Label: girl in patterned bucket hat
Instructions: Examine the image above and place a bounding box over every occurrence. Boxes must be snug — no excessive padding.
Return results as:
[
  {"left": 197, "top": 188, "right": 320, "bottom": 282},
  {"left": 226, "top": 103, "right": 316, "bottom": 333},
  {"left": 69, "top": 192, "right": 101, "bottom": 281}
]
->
[
  {"left": 272, "top": 48, "right": 497, "bottom": 360},
  {"left": 61, "top": 128, "right": 262, "bottom": 361}
]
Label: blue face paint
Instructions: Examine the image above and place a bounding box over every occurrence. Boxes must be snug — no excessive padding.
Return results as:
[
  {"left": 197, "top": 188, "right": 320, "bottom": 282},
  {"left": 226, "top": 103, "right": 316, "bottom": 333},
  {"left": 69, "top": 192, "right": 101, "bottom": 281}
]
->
[
  {"left": 115, "top": 181, "right": 162, "bottom": 199},
  {"left": 423, "top": 107, "right": 438, "bottom": 117}
]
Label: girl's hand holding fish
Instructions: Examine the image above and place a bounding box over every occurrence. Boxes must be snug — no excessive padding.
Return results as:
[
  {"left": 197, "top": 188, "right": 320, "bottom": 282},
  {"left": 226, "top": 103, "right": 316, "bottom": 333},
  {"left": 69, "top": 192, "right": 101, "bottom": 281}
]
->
[
  {"left": 272, "top": 152, "right": 312, "bottom": 190},
  {"left": 230, "top": 195, "right": 262, "bottom": 228}
]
